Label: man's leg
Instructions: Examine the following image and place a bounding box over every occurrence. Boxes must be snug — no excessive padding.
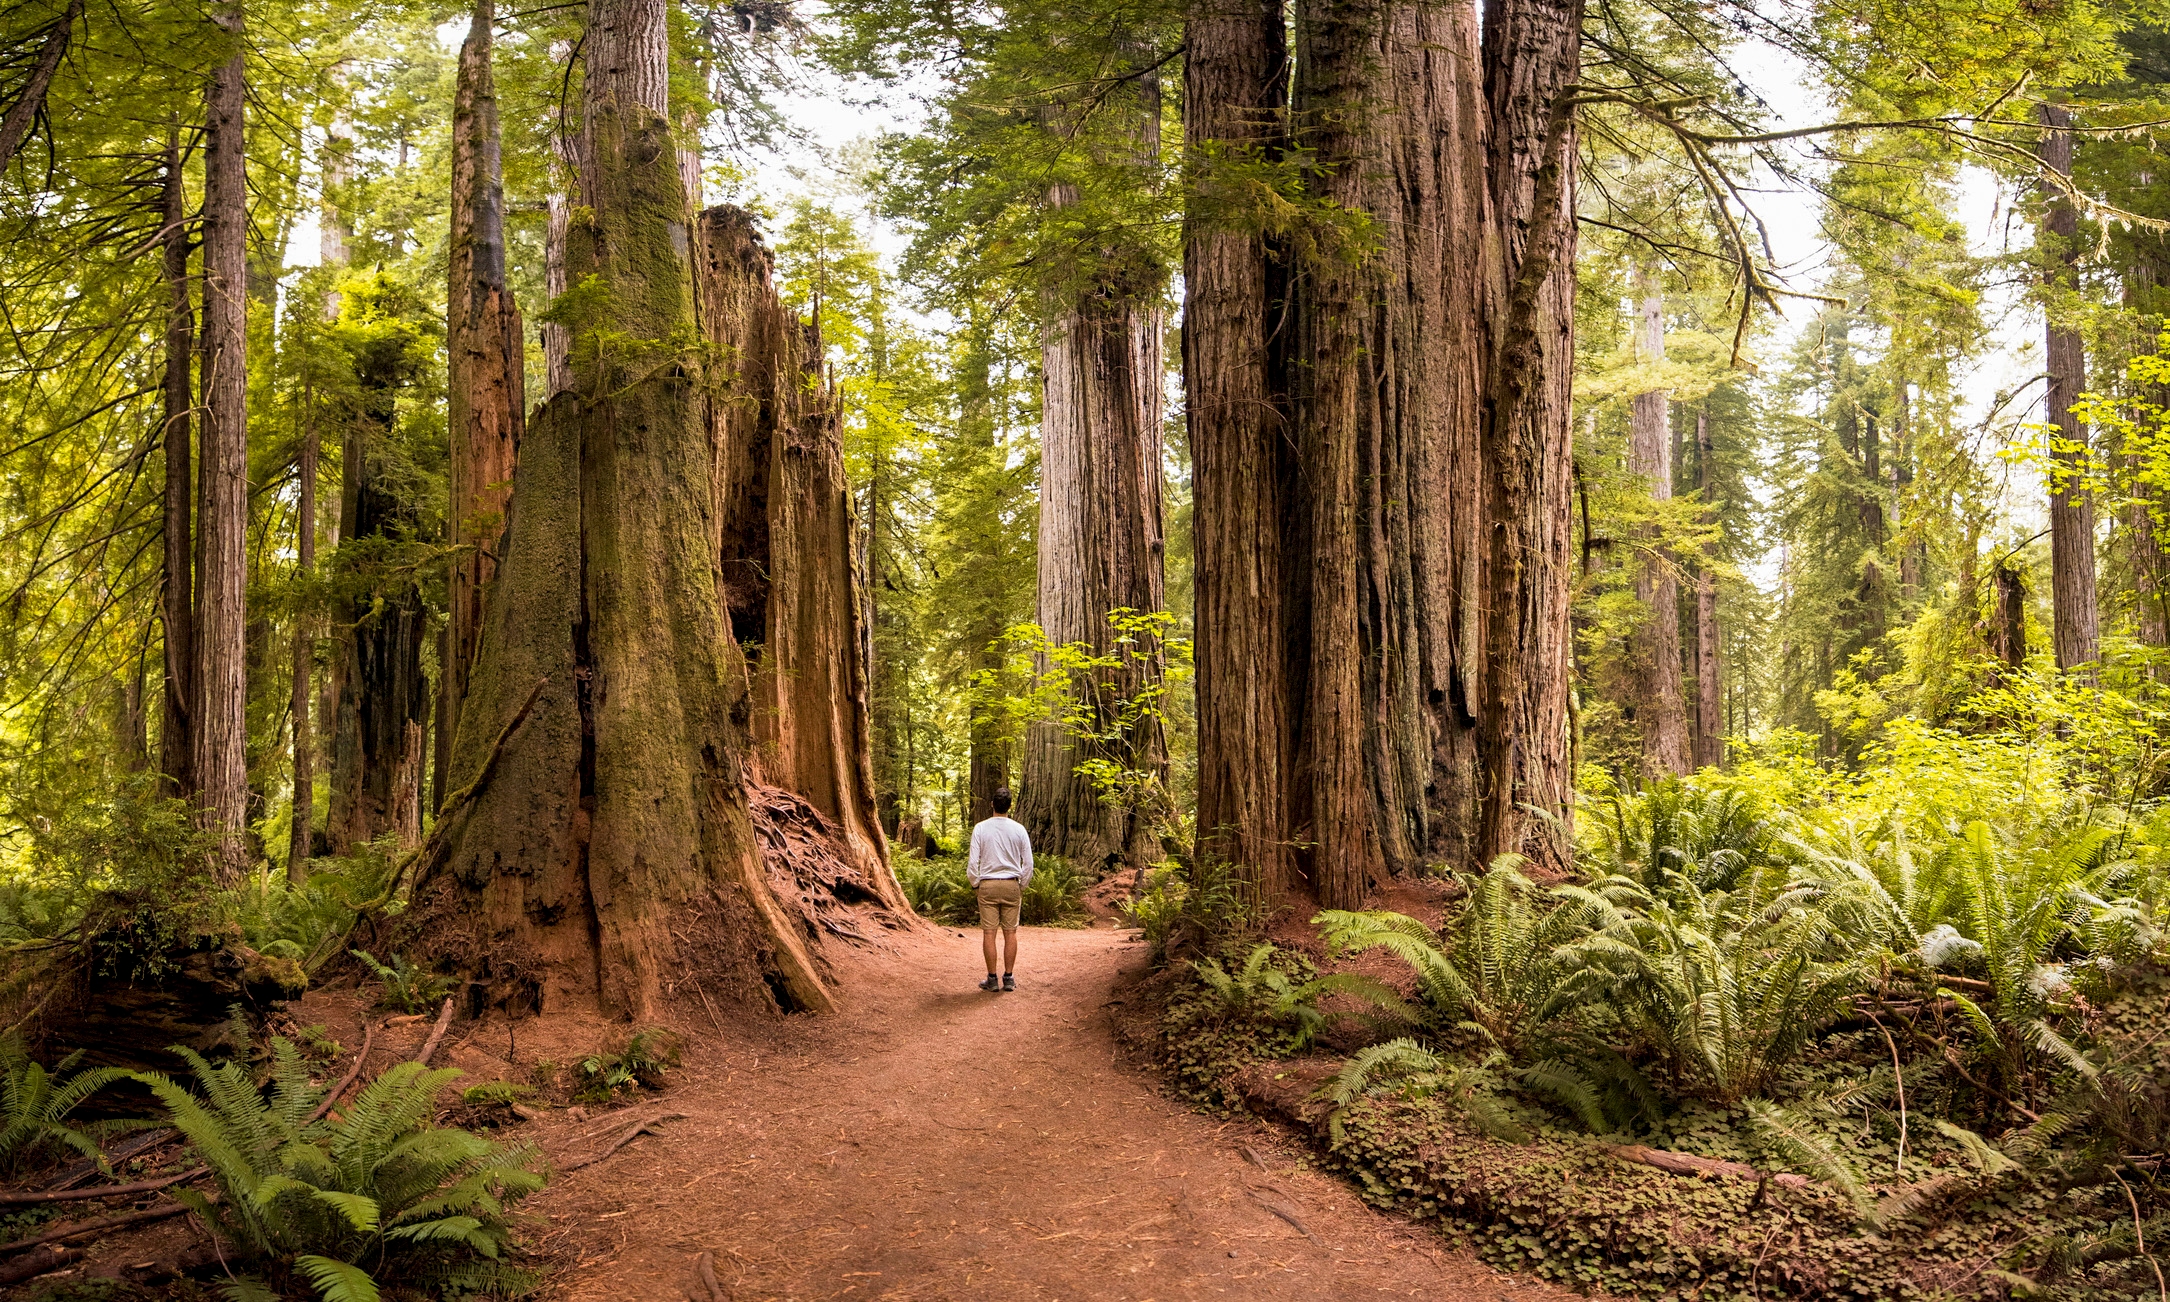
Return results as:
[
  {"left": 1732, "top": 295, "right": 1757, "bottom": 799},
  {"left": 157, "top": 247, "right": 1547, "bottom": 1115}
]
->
[
  {"left": 982, "top": 926, "right": 999, "bottom": 976},
  {"left": 1003, "top": 926, "right": 1019, "bottom": 976}
]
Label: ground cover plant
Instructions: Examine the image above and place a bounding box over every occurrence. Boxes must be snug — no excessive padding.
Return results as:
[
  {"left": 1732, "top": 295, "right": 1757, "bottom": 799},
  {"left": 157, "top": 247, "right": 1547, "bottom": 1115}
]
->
[{"left": 1149, "top": 661, "right": 2170, "bottom": 1298}]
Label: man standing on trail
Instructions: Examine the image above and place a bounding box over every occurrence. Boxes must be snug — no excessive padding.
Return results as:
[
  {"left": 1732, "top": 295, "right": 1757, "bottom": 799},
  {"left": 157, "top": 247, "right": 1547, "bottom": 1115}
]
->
[{"left": 967, "top": 788, "right": 1033, "bottom": 992}]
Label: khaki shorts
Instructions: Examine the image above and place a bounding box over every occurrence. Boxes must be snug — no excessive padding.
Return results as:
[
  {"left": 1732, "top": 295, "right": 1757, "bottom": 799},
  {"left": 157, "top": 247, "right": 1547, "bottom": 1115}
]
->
[{"left": 976, "top": 878, "right": 1022, "bottom": 932}]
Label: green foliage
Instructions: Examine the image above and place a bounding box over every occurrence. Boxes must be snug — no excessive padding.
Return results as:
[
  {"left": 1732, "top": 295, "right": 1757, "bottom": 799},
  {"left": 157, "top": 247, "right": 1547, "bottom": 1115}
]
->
[
  {"left": 349, "top": 950, "right": 456, "bottom": 1016},
  {"left": 0, "top": 1034, "right": 132, "bottom": 1174},
  {"left": 137, "top": 1037, "right": 542, "bottom": 1300},
  {"left": 573, "top": 1029, "right": 680, "bottom": 1104},
  {"left": 893, "top": 854, "right": 1086, "bottom": 926},
  {"left": 1192, "top": 943, "right": 1409, "bottom": 1051}
]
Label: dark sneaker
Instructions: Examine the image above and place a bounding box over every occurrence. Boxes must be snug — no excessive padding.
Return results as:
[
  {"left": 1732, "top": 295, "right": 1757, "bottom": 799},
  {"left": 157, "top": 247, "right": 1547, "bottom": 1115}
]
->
[
  {"left": 979, "top": 975, "right": 1001, "bottom": 992},
  {"left": 1002, "top": 974, "right": 1017, "bottom": 992}
]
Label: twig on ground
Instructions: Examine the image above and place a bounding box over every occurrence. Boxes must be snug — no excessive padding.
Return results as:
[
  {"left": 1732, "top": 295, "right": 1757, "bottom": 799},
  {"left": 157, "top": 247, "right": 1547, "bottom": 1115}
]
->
[
  {"left": 308, "top": 1019, "right": 378, "bottom": 1124},
  {"left": 558, "top": 1111, "right": 687, "bottom": 1173},
  {"left": 2116, "top": 1169, "right": 2168, "bottom": 1302},
  {"left": 415, "top": 997, "right": 456, "bottom": 1067},
  {"left": 0, "top": 1200, "right": 191, "bottom": 1255},
  {"left": 1245, "top": 1188, "right": 1315, "bottom": 1240}
]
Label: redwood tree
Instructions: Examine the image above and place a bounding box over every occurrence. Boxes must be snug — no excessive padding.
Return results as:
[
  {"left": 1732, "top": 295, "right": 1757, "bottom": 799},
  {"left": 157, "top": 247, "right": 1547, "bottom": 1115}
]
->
[
  {"left": 412, "top": 0, "right": 893, "bottom": 1020},
  {"left": 195, "top": 10, "right": 249, "bottom": 882},
  {"left": 158, "top": 129, "right": 194, "bottom": 798},
  {"left": 2040, "top": 102, "right": 2099, "bottom": 672},
  {"left": 1187, "top": 0, "right": 1582, "bottom": 905},
  {"left": 1629, "top": 272, "right": 1688, "bottom": 776},
  {"left": 441, "top": 0, "right": 524, "bottom": 809}
]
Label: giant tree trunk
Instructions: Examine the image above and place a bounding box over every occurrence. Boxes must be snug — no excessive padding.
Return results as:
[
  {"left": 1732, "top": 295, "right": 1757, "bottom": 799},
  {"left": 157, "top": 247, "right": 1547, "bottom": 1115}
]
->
[
  {"left": 1629, "top": 273, "right": 1688, "bottom": 777},
  {"left": 1693, "top": 409, "right": 1722, "bottom": 770},
  {"left": 288, "top": 405, "right": 316, "bottom": 883},
  {"left": 410, "top": 0, "right": 866, "bottom": 1021},
  {"left": 1186, "top": 0, "right": 1579, "bottom": 901},
  {"left": 700, "top": 205, "right": 902, "bottom": 909},
  {"left": 195, "top": 18, "right": 249, "bottom": 882},
  {"left": 2040, "top": 103, "right": 2098, "bottom": 672},
  {"left": 1016, "top": 136, "right": 1169, "bottom": 876},
  {"left": 159, "top": 131, "right": 194, "bottom": 798},
  {"left": 442, "top": 0, "right": 524, "bottom": 811}
]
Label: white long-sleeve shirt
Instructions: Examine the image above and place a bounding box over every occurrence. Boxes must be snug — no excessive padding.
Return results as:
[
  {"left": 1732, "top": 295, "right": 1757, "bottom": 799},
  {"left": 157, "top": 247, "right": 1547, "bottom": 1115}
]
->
[{"left": 967, "top": 815, "right": 1035, "bottom": 886}]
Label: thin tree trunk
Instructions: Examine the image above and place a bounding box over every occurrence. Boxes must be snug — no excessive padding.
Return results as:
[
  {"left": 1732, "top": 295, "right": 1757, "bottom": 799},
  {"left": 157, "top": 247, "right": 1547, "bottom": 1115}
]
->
[
  {"left": 1629, "top": 270, "right": 1688, "bottom": 777},
  {"left": 159, "top": 131, "right": 195, "bottom": 798},
  {"left": 288, "top": 391, "right": 317, "bottom": 882},
  {"left": 195, "top": 17, "right": 249, "bottom": 882},
  {"left": 957, "top": 320, "right": 1011, "bottom": 825},
  {"left": 1694, "top": 410, "right": 1722, "bottom": 770},
  {"left": 443, "top": 0, "right": 525, "bottom": 807},
  {"left": 2040, "top": 102, "right": 2099, "bottom": 672},
  {"left": 1187, "top": 0, "right": 1294, "bottom": 899},
  {"left": 1990, "top": 560, "right": 2029, "bottom": 668},
  {"left": 0, "top": 0, "right": 81, "bottom": 176}
]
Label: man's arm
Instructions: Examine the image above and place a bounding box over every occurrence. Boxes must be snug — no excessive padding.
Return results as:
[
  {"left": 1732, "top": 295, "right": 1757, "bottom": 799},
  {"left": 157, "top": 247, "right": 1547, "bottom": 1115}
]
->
[
  {"left": 1018, "top": 830, "right": 1034, "bottom": 887},
  {"left": 966, "top": 824, "right": 981, "bottom": 884}
]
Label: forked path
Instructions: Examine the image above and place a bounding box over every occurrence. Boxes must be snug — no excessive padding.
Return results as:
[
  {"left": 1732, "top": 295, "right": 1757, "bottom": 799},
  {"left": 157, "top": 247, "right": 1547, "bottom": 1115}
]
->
[{"left": 535, "top": 926, "right": 1572, "bottom": 1302}]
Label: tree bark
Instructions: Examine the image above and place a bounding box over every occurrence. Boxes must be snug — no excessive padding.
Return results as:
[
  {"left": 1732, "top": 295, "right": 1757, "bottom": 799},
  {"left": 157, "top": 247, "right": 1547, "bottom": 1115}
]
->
[
  {"left": 1628, "top": 271, "right": 1688, "bottom": 777},
  {"left": 159, "top": 131, "right": 195, "bottom": 798},
  {"left": 1990, "top": 559, "right": 2028, "bottom": 668},
  {"left": 412, "top": 0, "right": 860, "bottom": 1020},
  {"left": 1016, "top": 78, "right": 1169, "bottom": 875},
  {"left": 1187, "top": 0, "right": 1294, "bottom": 899},
  {"left": 0, "top": 0, "right": 81, "bottom": 176},
  {"left": 1474, "top": 0, "right": 1581, "bottom": 873},
  {"left": 1185, "top": 0, "right": 1580, "bottom": 897},
  {"left": 2040, "top": 102, "right": 2098, "bottom": 673},
  {"left": 700, "top": 206, "right": 903, "bottom": 909},
  {"left": 443, "top": 0, "right": 525, "bottom": 812},
  {"left": 1693, "top": 410, "right": 1722, "bottom": 770},
  {"left": 195, "top": 18, "right": 249, "bottom": 882}
]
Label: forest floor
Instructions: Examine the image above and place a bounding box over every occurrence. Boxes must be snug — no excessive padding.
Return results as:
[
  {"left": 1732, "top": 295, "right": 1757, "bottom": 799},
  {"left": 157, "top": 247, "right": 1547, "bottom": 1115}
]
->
[{"left": 524, "top": 923, "right": 1575, "bottom": 1302}]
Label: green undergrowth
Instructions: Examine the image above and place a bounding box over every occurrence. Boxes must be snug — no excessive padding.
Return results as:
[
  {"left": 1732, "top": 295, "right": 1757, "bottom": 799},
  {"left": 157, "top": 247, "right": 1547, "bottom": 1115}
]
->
[
  {"left": 892, "top": 852, "right": 1088, "bottom": 926},
  {"left": 1155, "top": 956, "right": 2170, "bottom": 1299}
]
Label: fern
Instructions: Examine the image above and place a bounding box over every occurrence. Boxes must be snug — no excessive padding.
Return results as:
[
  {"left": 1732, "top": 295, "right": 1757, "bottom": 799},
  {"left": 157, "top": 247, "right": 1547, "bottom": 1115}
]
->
[
  {"left": 136, "top": 1034, "right": 544, "bottom": 1302},
  {"left": 1192, "top": 943, "right": 1413, "bottom": 1048},
  {"left": 349, "top": 949, "right": 457, "bottom": 1014},
  {"left": 0, "top": 1032, "right": 134, "bottom": 1174}
]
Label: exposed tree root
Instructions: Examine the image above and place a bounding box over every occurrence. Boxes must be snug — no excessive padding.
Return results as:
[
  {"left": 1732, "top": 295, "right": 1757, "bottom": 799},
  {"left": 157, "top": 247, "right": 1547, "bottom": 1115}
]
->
[{"left": 557, "top": 1110, "right": 687, "bottom": 1173}]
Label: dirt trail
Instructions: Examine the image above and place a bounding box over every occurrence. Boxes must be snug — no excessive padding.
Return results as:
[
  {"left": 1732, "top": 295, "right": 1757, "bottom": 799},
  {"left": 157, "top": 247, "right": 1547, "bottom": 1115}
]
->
[{"left": 534, "top": 925, "right": 1572, "bottom": 1302}]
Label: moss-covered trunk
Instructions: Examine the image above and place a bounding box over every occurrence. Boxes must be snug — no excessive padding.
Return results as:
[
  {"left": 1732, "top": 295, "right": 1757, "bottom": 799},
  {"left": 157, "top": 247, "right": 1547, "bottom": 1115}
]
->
[{"left": 412, "top": 0, "right": 862, "bottom": 1019}]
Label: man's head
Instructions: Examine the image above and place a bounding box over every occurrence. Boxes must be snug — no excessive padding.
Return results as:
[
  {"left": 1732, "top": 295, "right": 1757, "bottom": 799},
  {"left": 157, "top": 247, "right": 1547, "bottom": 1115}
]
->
[{"left": 992, "top": 788, "right": 1013, "bottom": 815}]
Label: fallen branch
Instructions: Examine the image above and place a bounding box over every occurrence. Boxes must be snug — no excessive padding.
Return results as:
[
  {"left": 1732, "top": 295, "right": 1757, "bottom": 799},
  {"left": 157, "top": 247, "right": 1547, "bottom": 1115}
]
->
[
  {"left": 39, "top": 1127, "right": 175, "bottom": 1193},
  {"left": 0, "top": 1244, "right": 82, "bottom": 1289},
  {"left": 308, "top": 1019, "right": 378, "bottom": 1124},
  {"left": 557, "top": 1110, "right": 687, "bottom": 1173},
  {"left": 1603, "top": 1143, "right": 1812, "bottom": 1189},
  {"left": 0, "top": 1200, "right": 191, "bottom": 1255},
  {"left": 0, "top": 1166, "right": 203, "bottom": 1207},
  {"left": 415, "top": 997, "right": 457, "bottom": 1067}
]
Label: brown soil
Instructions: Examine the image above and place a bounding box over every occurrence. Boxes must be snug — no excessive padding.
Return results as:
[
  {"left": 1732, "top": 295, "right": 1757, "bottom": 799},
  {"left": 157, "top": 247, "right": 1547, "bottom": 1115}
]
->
[{"left": 527, "top": 925, "right": 1575, "bottom": 1302}]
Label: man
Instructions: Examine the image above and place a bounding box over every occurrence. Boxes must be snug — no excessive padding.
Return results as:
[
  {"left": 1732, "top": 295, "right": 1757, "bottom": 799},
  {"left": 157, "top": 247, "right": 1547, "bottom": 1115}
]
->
[{"left": 966, "top": 788, "right": 1033, "bottom": 991}]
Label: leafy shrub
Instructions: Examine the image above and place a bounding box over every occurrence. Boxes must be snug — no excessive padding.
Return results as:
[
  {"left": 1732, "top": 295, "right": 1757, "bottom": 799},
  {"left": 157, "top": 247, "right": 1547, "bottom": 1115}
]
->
[
  {"left": 231, "top": 848, "right": 402, "bottom": 974},
  {"left": 0, "top": 1033, "right": 132, "bottom": 1174},
  {"left": 574, "top": 1028, "right": 680, "bottom": 1103},
  {"left": 350, "top": 949, "right": 457, "bottom": 1015},
  {"left": 138, "top": 1037, "right": 543, "bottom": 1301},
  {"left": 1019, "top": 856, "right": 1085, "bottom": 925}
]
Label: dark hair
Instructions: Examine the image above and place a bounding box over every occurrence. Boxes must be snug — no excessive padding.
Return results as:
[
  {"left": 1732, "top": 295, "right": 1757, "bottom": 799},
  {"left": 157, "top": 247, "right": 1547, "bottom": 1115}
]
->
[{"left": 992, "top": 788, "right": 1013, "bottom": 814}]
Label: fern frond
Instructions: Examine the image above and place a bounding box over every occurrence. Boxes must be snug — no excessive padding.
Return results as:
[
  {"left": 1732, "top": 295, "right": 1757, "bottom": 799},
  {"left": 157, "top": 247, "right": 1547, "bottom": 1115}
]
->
[
  {"left": 295, "top": 1254, "right": 384, "bottom": 1302},
  {"left": 1516, "top": 1058, "right": 1609, "bottom": 1133},
  {"left": 1930, "top": 1120, "right": 2017, "bottom": 1175},
  {"left": 1744, "top": 1099, "right": 1873, "bottom": 1221}
]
